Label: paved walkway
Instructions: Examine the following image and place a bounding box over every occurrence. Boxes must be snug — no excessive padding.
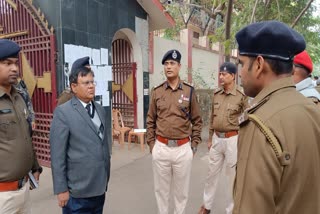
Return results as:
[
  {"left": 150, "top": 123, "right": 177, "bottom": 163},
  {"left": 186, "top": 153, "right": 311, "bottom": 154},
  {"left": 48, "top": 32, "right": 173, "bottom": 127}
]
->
[{"left": 31, "top": 140, "right": 230, "bottom": 214}]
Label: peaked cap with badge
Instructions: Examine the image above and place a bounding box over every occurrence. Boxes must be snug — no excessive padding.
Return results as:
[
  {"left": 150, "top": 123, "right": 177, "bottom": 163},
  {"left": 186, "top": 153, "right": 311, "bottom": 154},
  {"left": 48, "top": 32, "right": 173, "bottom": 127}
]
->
[
  {"left": 161, "top": 49, "right": 181, "bottom": 65},
  {"left": 220, "top": 62, "right": 237, "bottom": 74},
  {"left": 0, "top": 39, "right": 21, "bottom": 60},
  {"left": 236, "top": 20, "right": 305, "bottom": 61}
]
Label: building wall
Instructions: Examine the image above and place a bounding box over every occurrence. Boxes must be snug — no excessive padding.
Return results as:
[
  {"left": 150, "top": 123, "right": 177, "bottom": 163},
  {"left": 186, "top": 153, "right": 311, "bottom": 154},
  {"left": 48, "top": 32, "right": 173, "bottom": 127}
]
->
[
  {"left": 192, "top": 48, "right": 219, "bottom": 89},
  {"left": 33, "top": 0, "right": 147, "bottom": 93}
]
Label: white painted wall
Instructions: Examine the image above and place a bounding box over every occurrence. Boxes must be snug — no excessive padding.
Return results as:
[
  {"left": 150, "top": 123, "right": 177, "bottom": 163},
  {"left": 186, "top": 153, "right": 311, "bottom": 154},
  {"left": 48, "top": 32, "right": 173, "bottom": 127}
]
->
[{"left": 192, "top": 48, "right": 219, "bottom": 89}]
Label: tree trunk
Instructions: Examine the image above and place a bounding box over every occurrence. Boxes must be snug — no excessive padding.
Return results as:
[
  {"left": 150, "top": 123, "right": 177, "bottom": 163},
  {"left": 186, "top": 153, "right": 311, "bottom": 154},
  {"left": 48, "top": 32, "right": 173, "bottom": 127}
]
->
[{"left": 224, "top": 0, "right": 233, "bottom": 62}]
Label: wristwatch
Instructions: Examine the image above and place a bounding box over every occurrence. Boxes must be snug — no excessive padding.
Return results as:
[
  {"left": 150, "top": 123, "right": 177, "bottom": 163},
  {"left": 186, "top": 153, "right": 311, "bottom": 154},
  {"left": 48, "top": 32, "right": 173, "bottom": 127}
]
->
[
  {"left": 191, "top": 147, "right": 197, "bottom": 154},
  {"left": 32, "top": 166, "right": 43, "bottom": 174}
]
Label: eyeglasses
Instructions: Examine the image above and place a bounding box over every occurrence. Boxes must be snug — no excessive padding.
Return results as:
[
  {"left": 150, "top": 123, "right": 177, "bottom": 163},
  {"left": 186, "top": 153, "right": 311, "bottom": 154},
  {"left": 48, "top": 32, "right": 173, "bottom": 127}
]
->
[{"left": 77, "top": 81, "right": 97, "bottom": 87}]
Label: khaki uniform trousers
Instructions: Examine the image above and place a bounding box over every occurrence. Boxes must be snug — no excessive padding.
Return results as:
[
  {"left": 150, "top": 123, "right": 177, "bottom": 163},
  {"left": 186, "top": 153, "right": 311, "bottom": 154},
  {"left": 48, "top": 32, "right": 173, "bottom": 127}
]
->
[
  {"left": 0, "top": 183, "right": 31, "bottom": 214},
  {"left": 152, "top": 140, "right": 193, "bottom": 214},
  {"left": 203, "top": 133, "right": 238, "bottom": 214}
]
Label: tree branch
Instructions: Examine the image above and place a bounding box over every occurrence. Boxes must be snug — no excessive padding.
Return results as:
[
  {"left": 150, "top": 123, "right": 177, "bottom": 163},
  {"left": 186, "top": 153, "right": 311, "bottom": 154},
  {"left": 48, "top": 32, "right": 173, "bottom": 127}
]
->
[
  {"left": 186, "top": 3, "right": 225, "bottom": 19},
  {"left": 250, "top": 0, "right": 259, "bottom": 23},
  {"left": 291, "top": 0, "right": 314, "bottom": 28}
]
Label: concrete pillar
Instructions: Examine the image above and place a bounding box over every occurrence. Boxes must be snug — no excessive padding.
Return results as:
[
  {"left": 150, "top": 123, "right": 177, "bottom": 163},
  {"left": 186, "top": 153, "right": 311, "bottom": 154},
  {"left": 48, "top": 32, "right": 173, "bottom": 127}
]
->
[{"left": 180, "top": 28, "right": 193, "bottom": 83}]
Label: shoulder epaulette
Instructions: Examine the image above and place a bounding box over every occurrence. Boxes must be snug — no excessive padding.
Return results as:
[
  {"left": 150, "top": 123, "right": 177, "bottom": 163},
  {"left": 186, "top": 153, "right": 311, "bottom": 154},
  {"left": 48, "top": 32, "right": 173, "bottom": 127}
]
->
[
  {"left": 247, "top": 96, "right": 270, "bottom": 114},
  {"left": 182, "top": 81, "right": 194, "bottom": 88},
  {"left": 153, "top": 81, "right": 166, "bottom": 90},
  {"left": 214, "top": 87, "right": 223, "bottom": 94},
  {"left": 236, "top": 86, "right": 245, "bottom": 96}
]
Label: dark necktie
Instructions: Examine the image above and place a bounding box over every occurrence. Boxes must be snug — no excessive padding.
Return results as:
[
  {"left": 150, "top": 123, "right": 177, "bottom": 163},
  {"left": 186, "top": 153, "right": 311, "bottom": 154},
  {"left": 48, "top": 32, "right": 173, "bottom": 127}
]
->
[{"left": 85, "top": 103, "right": 94, "bottom": 118}]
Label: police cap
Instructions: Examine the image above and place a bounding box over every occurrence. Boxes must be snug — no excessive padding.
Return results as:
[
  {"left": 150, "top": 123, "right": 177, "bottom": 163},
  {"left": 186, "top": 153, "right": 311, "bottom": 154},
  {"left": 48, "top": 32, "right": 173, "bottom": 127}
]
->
[
  {"left": 0, "top": 39, "right": 21, "bottom": 60},
  {"left": 71, "top": 56, "right": 90, "bottom": 74},
  {"left": 236, "top": 21, "right": 305, "bottom": 61},
  {"left": 161, "top": 49, "right": 181, "bottom": 65},
  {"left": 220, "top": 62, "right": 237, "bottom": 74}
]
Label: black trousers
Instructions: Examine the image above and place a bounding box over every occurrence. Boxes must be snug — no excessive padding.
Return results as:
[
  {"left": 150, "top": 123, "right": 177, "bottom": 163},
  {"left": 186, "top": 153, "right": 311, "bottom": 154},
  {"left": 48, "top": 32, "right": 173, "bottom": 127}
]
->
[{"left": 62, "top": 193, "right": 105, "bottom": 214}]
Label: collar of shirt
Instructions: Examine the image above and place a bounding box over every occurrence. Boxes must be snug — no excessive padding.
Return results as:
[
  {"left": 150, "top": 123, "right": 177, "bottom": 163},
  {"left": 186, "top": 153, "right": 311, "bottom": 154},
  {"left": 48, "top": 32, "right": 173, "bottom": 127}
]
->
[
  {"left": 163, "top": 80, "right": 183, "bottom": 91},
  {"left": 251, "top": 77, "right": 295, "bottom": 107},
  {"left": 221, "top": 84, "right": 237, "bottom": 96},
  {"left": 295, "top": 77, "right": 314, "bottom": 92},
  {"left": 78, "top": 98, "right": 92, "bottom": 108},
  {"left": 0, "top": 86, "right": 19, "bottom": 98}
]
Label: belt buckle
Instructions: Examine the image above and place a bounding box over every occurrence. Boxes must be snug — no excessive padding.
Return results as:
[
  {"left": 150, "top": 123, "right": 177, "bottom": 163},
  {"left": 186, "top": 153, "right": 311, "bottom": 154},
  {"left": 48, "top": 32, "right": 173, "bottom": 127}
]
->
[
  {"left": 217, "top": 132, "right": 225, "bottom": 138},
  {"left": 168, "top": 139, "right": 178, "bottom": 147}
]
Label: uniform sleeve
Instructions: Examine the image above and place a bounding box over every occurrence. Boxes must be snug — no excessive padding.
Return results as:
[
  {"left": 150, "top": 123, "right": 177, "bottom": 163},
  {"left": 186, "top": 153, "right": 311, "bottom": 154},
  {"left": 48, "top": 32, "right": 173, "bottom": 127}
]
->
[
  {"left": 190, "top": 89, "right": 202, "bottom": 147},
  {"left": 49, "top": 107, "right": 70, "bottom": 195},
  {"left": 208, "top": 94, "right": 215, "bottom": 141},
  {"left": 146, "top": 89, "right": 157, "bottom": 148},
  {"left": 233, "top": 125, "right": 282, "bottom": 214},
  {"left": 27, "top": 96, "right": 35, "bottom": 123}
]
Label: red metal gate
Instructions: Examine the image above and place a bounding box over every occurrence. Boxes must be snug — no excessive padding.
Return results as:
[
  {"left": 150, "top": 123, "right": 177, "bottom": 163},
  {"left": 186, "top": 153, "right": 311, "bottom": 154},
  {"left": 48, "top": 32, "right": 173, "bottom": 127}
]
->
[
  {"left": 0, "top": 0, "right": 57, "bottom": 167},
  {"left": 112, "top": 39, "right": 137, "bottom": 128}
]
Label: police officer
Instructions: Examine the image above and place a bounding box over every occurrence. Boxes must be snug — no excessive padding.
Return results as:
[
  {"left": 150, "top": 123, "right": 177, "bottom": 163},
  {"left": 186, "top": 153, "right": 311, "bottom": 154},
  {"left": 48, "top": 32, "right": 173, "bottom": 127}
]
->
[
  {"left": 292, "top": 50, "right": 320, "bottom": 105},
  {"left": 233, "top": 21, "right": 320, "bottom": 214},
  {"left": 198, "top": 62, "right": 248, "bottom": 214},
  {"left": 146, "top": 49, "right": 202, "bottom": 214},
  {"left": 0, "top": 39, "right": 42, "bottom": 213},
  {"left": 57, "top": 56, "right": 91, "bottom": 105}
]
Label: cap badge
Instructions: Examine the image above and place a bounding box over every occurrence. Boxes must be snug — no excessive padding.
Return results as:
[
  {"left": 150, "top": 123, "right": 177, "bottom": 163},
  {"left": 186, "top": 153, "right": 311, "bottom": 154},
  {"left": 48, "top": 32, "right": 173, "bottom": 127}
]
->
[
  {"left": 172, "top": 51, "right": 177, "bottom": 59},
  {"left": 224, "top": 67, "right": 227, "bottom": 71}
]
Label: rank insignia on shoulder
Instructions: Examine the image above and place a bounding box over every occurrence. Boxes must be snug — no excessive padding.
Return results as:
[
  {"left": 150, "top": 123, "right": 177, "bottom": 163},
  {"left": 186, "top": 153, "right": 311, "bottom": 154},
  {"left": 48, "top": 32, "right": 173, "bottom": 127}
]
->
[
  {"left": 153, "top": 82, "right": 165, "bottom": 90},
  {"left": 214, "top": 87, "right": 222, "bottom": 94},
  {"left": 183, "top": 81, "right": 193, "bottom": 87}
]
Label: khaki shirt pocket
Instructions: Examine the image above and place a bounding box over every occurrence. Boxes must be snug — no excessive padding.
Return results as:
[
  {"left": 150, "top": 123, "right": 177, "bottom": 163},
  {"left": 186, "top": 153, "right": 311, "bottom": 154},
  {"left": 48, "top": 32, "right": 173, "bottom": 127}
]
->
[
  {"left": 156, "top": 98, "right": 167, "bottom": 112},
  {"left": 213, "top": 102, "right": 220, "bottom": 117},
  {"left": 227, "top": 104, "right": 241, "bottom": 126},
  {"left": 0, "top": 111, "right": 17, "bottom": 141}
]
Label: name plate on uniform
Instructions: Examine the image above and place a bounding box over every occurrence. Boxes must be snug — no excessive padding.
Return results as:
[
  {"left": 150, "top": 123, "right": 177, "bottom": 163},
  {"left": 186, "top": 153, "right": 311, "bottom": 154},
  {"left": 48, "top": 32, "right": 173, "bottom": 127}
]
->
[{"left": 133, "top": 129, "right": 146, "bottom": 133}]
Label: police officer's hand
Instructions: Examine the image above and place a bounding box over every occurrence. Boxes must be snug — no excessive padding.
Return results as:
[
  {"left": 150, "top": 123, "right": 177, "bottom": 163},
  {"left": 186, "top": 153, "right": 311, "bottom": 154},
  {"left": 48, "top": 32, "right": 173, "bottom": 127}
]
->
[
  {"left": 33, "top": 171, "right": 40, "bottom": 182},
  {"left": 207, "top": 141, "right": 212, "bottom": 151},
  {"left": 31, "top": 121, "right": 36, "bottom": 130},
  {"left": 57, "top": 191, "right": 69, "bottom": 207},
  {"left": 149, "top": 144, "right": 155, "bottom": 154}
]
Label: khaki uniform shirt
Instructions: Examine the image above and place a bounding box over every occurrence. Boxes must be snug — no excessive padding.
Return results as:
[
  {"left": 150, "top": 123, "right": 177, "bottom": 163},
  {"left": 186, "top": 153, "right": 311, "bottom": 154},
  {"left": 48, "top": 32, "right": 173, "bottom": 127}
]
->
[
  {"left": 0, "top": 87, "right": 39, "bottom": 182},
  {"left": 209, "top": 85, "right": 248, "bottom": 140},
  {"left": 147, "top": 80, "right": 202, "bottom": 149},
  {"left": 57, "top": 88, "right": 73, "bottom": 106},
  {"left": 233, "top": 77, "right": 320, "bottom": 214}
]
